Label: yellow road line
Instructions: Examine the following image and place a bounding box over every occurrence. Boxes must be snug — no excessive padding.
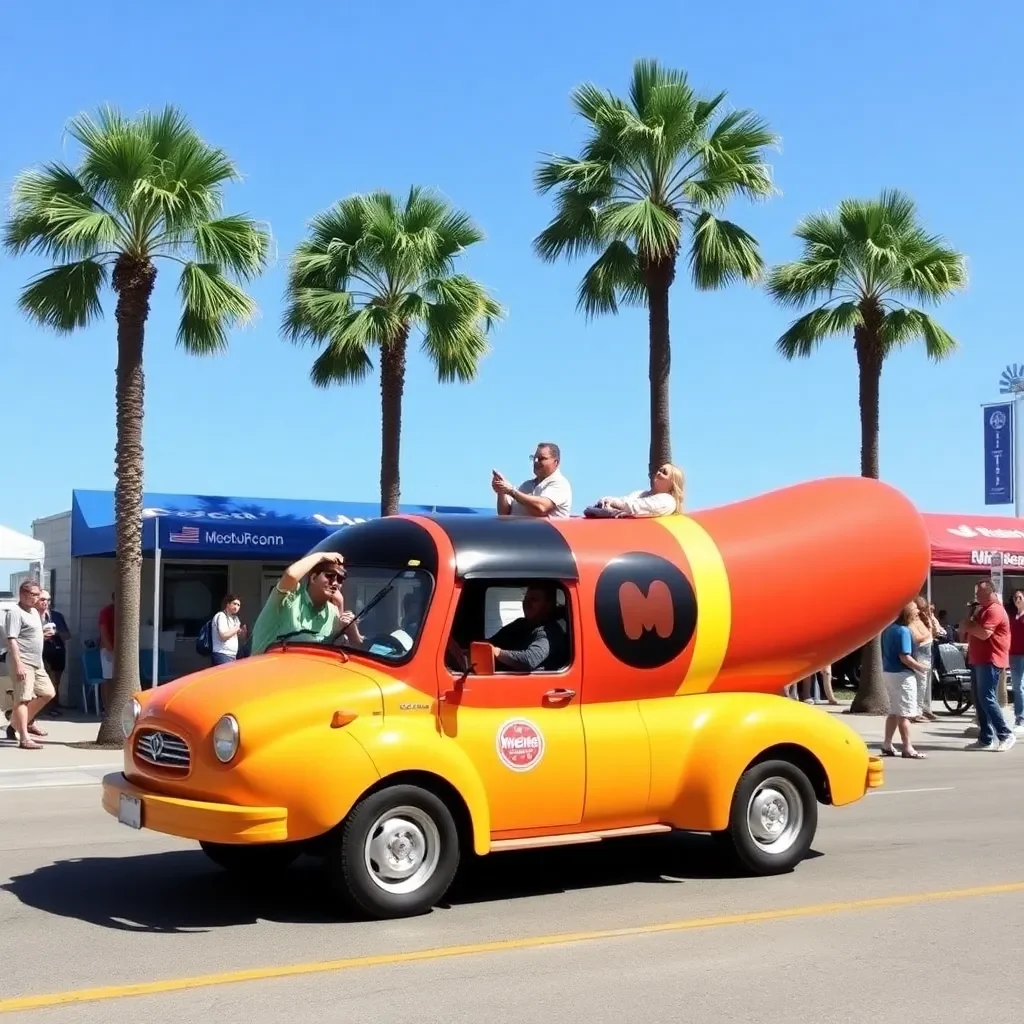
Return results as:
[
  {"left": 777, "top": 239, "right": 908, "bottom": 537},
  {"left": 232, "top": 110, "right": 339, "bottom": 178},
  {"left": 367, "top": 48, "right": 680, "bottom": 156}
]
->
[{"left": 3, "top": 881, "right": 1023, "bottom": 1014}]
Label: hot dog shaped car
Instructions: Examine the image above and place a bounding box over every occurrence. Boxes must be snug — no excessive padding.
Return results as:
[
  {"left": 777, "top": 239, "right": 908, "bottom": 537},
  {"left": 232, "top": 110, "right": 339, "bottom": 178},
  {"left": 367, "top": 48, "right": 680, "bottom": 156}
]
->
[{"left": 103, "top": 475, "right": 930, "bottom": 919}]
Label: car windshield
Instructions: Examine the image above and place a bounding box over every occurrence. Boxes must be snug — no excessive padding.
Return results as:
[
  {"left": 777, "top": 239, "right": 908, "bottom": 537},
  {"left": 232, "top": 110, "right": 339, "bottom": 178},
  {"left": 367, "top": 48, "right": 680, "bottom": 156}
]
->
[{"left": 275, "top": 566, "right": 432, "bottom": 661}]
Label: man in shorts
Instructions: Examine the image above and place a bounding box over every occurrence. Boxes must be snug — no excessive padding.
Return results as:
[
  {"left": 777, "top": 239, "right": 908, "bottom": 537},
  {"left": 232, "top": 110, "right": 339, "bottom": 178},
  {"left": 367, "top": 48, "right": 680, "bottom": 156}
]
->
[{"left": 3, "top": 580, "right": 54, "bottom": 749}]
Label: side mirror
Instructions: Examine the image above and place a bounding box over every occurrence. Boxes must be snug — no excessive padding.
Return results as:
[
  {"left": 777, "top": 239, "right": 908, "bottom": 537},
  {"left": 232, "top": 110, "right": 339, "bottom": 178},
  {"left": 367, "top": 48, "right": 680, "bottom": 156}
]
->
[{"left": 469, "top": 641, "right": 495, "bottom": 676}]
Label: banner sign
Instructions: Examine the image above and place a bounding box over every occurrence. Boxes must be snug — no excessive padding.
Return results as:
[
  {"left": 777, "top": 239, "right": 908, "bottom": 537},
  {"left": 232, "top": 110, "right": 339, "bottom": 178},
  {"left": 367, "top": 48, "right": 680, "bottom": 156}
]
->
[{"left": 983, "top": 402, "right": 1014, "bottom": 506}]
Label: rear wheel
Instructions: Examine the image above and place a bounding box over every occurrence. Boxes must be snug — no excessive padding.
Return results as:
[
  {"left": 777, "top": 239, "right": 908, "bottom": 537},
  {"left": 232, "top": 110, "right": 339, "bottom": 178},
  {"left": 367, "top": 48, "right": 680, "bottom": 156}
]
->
[
  {"left": 714, "top": 759, "right": 817, "bottom": 875},
  {"left": 941, "top": 678, "right": 968, "bottom": 715},
  {"left": 328, "top": 784, "right": 460, "bottom": 920},
  {"left": 199, "top": 840, "right": 301, "bottom": 877}
]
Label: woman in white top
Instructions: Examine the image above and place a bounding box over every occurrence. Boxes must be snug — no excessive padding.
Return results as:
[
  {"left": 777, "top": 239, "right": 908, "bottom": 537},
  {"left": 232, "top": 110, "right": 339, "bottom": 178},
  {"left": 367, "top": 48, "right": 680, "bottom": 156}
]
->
[
  {"left": 212, "top": 595, "right": 247, "bottom": 666},
  {"left": 592, "top": 463, "right": 685, "bottom": 518}
]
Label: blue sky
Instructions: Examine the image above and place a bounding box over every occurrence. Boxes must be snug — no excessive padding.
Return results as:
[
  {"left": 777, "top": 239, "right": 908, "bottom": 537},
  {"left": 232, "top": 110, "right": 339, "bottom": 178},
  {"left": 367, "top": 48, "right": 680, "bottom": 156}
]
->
[{"left": 1, "top": 0, "right": 1018, "bottom": 560}]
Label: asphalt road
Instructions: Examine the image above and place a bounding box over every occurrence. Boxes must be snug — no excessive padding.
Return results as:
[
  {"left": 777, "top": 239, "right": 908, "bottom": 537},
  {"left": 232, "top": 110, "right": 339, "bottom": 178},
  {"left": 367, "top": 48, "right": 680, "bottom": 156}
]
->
[{"left": 1, "top": 712, "right": 1021, "bottom": 1022}]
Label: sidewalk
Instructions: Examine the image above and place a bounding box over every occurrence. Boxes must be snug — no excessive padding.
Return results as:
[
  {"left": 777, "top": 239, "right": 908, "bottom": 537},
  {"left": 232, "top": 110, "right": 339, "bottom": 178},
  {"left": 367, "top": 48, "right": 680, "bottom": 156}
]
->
[{"left": 0, "top": 712, "right": 123, "bottom": 788}]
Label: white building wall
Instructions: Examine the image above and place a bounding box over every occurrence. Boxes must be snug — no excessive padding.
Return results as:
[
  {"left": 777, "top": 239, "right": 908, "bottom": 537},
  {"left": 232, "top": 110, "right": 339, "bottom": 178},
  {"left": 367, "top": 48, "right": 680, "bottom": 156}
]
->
[{"left": 32, "top": 512, "right": 73, "bottom": 615}]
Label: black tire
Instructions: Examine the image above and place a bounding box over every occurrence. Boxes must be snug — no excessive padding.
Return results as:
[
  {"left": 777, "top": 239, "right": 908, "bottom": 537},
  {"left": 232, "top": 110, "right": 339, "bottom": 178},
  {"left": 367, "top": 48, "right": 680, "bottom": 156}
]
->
[
  {"left": 199, "top": 840, "right": 301, "bottom": 876},
  {"left": 716, "top": 759, "right": 817, "bottom": 876},
  {"left": 328, "top": 784, "right": 460, "bottom": 920},
  {"left": 941, "top": 679, "right": 967, "bottom": 715}
]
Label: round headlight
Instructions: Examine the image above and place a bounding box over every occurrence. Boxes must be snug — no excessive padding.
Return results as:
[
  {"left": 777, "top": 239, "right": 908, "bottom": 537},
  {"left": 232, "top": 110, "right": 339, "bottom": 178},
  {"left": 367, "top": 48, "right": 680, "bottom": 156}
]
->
[
  {"left": 121, "top": 698, "right": 140, "bottom": 738},
  {"left": 213, "top": 715, "right": 239, "bottom": 763}
]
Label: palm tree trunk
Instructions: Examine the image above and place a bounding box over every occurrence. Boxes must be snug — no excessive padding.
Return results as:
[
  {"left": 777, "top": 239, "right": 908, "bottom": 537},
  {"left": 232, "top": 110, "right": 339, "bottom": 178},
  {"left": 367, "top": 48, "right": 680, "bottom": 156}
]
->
[
  {"left": 379, "top": 329, "right": 408, "bottom": 517},
  {"left": 95, "top": 258, "right": 156, "bottom": 746},
  {"left": 644, "top": 257, "right": 675, "bottom": 479},
  {"left": 849, "top": 325, "right": 888, "bottom": 715}
]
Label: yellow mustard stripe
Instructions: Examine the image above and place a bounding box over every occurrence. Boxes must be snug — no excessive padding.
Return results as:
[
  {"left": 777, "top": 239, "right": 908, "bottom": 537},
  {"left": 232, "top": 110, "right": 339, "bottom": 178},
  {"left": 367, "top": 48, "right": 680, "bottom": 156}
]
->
[
  {"left": 2, "top": 882, "right": 1023, "bottom": 1013},
  {"left": 654, "top": 515, "right": 731, "bottom": 695}
]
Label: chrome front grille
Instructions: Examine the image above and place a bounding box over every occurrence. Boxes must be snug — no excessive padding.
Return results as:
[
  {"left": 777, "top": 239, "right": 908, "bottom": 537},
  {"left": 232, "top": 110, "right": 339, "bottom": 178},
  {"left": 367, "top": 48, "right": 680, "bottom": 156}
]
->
[{"left": 135, "top": 729, "right": 191, "bottom": 771}]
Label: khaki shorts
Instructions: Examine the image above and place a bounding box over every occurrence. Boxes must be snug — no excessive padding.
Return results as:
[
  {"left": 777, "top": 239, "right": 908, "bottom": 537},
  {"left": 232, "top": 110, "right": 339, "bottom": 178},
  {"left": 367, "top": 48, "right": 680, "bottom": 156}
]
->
[{"left": 11, "top": 664, "right": 56, "bottom": 705}]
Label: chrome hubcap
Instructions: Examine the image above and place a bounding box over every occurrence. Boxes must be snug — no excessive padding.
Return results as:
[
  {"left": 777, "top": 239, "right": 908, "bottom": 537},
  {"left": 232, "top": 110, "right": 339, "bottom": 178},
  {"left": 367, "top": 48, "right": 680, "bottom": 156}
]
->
[
  {"left": 746, "top": 777, "right": 803, "bottom": 855},
  {"left": 363, "top": 805, "right": 441, "bottom": 895}
]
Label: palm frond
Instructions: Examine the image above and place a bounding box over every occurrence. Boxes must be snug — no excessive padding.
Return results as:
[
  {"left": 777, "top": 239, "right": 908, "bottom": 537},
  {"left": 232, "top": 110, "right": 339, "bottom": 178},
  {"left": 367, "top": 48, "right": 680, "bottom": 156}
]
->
[
  {"left": 17, "top": 260, "right": 107, "bottom": 331},
  {"left": 310, "top": 338, "right": 374, "bottom": 387},
  {"left": 3, "top": 164, "right": 121, "bottom": 261},
  {"left": 599, "top": 199, "right": 679, "bottom": 259},
  {"left": 577, "top": 240, "right": 644, "bottom": 317},
  {"left": 766, "top": 256, "right": 844, "bottom": 309},
  {"left": 190, "top": 216, "right": 270, "bottom": 281},
  {"left": 176, "top": 262, "right": 257, "bottom": 354},
  {"left": 775, "top": 302, "right": 863, "bottom": 359},
  {"left": 689, "top": 213, "right": 764, "bottom": 289},
  {"left": 533, "top": 193, "right": 604, "bottom": 263},
  {"left": 883, "top": 308, "right": 959, "bottom": 360},
  {"left": 281, "top": 287, "right": 354, "bottom": 345}
]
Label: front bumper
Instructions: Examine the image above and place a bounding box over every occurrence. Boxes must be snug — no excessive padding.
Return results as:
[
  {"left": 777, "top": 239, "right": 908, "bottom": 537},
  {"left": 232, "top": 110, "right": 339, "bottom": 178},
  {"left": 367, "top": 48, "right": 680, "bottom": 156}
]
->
[
  {"left": 866, "top": 755, "right": 884, "bottom": 790},
  {"left": 101, "top": 773, "right": 288, "bottom": 844}
]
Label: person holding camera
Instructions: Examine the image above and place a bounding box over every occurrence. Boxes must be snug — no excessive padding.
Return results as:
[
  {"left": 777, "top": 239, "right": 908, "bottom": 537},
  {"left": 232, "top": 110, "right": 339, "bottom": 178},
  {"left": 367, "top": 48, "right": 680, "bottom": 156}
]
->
[{"left": 960, "top": 581, "right": 1015, "bottom": 752}]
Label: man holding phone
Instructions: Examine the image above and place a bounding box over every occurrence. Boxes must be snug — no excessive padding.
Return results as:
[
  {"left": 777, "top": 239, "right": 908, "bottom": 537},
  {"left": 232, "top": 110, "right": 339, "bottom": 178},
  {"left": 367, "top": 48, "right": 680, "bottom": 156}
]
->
[
  {"left": 960, "top": 581, "right": 1015, "bottom": 751},
  {"left": 492, "top": 442, "right": 572, "bottom": 518}
]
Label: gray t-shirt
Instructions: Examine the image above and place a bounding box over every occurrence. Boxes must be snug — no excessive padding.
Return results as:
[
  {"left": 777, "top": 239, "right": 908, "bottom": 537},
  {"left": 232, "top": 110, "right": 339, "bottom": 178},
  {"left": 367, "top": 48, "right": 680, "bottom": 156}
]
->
[{"left": 2, "top": 605, "right": 44, "bottom": 668}]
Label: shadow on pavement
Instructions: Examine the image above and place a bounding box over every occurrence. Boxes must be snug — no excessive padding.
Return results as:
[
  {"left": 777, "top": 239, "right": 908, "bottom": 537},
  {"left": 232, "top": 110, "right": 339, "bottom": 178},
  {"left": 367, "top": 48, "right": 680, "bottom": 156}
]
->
[{"left": 1, "top": 833, "right": 822, "bottom": 933}]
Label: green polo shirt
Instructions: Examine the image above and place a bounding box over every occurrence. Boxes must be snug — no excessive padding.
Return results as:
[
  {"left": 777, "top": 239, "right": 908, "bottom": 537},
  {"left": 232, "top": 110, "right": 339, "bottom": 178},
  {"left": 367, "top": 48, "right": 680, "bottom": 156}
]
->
[{"left": 250, "top": 584, "right": 339, "bottom": 655}]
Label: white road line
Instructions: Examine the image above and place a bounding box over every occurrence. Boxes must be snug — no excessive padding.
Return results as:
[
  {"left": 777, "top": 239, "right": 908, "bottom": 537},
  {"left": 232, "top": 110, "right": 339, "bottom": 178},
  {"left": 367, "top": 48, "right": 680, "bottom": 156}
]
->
[{"left": 869, "top": 786, "right": 956, "bottom": 796}]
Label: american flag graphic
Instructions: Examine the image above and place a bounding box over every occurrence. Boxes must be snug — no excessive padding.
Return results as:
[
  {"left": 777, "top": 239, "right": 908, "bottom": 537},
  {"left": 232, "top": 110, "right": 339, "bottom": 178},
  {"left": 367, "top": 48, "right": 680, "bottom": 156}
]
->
[{"left": 169, "top": 525, "right": 200, "bottom": 544}]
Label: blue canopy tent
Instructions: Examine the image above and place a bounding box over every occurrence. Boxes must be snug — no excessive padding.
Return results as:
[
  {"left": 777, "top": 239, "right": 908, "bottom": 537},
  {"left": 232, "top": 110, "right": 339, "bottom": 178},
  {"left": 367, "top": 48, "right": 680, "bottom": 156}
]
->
[{"left": 71, "top": 489, "right": 492, "bottom": 682}]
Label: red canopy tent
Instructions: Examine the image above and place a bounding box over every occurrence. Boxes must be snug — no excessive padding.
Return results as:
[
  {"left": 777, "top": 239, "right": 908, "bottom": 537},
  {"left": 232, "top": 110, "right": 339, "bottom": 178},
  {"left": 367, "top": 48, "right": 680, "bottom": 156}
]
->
[{"left": 923, "top": 513, "right": 1024, "bottom": 572}]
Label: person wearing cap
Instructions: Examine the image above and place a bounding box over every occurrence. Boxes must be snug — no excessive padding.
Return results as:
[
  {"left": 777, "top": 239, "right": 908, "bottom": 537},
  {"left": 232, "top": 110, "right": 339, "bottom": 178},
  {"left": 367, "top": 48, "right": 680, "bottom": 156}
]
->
[{"left": 249, "top": 551, "right": 363, "bottom": 656}]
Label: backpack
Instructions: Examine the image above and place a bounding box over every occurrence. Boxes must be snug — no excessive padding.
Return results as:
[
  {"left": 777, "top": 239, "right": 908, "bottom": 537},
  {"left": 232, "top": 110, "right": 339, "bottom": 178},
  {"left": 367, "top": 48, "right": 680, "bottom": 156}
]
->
[{"left": 195, "top": 616, "right": 215, "bottom": 657}]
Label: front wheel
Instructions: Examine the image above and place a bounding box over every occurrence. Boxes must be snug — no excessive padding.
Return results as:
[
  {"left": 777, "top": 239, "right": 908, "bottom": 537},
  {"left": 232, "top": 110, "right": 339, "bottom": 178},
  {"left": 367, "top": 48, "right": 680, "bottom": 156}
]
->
[
  {"left": 715, "top": 759, "right": 818, "bottom": 875},
  {"left": 199, "top": 840, "right": 301, "bottom": 877},
  {"left": 941, "top": 678, "right": 968, "bottom": 715},
  {"left": 328, "top": 784, "right": 460, "bottom": 920}
]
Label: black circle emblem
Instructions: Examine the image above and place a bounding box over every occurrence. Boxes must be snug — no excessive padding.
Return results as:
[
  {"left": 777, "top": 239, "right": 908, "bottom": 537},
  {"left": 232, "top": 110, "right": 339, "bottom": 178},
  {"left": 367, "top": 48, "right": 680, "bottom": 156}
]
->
[{"left": 594, "top": 552, "right": 698, "bottom": 669}]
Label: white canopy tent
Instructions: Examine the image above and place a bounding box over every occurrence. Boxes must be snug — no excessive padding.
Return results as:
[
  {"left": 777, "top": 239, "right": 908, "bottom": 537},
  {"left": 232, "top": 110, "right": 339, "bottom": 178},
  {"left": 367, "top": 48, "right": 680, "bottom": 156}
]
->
[{"left": 0, "top": 524, "right": 45, "bottom": 565}]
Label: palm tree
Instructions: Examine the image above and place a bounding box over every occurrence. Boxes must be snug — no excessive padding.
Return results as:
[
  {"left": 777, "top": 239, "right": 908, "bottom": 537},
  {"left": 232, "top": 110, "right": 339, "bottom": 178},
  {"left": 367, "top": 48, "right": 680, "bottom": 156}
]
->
[
  {"left": 534, "top": 58, "right": 778, "bottom": 477},
  {"left": 767, "top": 189, "right": 967, "bottom": 714},
  {"left": 3, "top": 106, "right": 270, "bottom": 744},
  {"left": 283, "top": 187, "right": 504, "bottom": 515}
]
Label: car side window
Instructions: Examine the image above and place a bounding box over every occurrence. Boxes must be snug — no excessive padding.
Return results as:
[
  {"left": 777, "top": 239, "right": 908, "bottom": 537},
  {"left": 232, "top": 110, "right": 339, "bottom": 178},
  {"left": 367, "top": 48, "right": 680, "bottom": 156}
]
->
[{"left": 446, "top": 579, "right": 573, "bottom": 675}]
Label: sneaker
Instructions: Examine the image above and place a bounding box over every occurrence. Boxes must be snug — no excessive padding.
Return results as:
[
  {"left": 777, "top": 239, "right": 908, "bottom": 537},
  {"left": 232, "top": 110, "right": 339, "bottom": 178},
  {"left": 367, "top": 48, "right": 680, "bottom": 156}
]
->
[
  {"left": 965, "top": 740, "right": 998, "bottom": 751},
  {"left": 997, "top": 733, "right": 1017, "bottom": 752},
  {"left": 1014, "top": 724, "right": 1024, "bottom": 738}
]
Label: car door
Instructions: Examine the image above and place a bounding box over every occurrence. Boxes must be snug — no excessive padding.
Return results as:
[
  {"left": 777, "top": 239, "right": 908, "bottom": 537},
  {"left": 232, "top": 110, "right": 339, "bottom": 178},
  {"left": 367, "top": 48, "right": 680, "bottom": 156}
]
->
[{"left": 436, "top": 581, "right": 585, "bottom": 834}]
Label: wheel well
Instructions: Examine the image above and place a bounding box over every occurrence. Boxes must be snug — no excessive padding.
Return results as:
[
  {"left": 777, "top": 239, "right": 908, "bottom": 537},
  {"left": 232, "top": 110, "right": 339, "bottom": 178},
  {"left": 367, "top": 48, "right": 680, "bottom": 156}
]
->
[
  {"left": 748, "top": 744, "right": 831, "bottom": 805},
  {"left": 363, "top": 770, "right": 476, "bottom": 852}
]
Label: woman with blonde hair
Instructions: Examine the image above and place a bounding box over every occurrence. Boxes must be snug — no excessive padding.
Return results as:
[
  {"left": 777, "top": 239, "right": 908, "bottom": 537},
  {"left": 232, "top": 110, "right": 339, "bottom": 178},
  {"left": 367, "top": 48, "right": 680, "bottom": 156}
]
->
[{"left": 587, "top": 463, "right": 685, "bottom": 518}]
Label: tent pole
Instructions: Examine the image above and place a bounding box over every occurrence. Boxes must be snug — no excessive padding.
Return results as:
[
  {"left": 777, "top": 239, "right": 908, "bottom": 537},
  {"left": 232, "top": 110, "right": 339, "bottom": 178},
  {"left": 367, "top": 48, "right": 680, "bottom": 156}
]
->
[{"left": 152, "top": 525, "right": 161, "bottom": 687}]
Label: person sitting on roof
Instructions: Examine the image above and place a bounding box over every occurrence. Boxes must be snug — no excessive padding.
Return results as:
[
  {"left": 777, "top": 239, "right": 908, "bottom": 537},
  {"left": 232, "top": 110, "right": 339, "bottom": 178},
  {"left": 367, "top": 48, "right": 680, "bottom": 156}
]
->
[
  {"left": 447, "top": 584, "right": 568, "bottom": 673},
  {"left": 250, "top": 551, "right": 364, "bottom": 655},
  {"left": 586, "top": 463, "right": 685, "bottom": 518}
]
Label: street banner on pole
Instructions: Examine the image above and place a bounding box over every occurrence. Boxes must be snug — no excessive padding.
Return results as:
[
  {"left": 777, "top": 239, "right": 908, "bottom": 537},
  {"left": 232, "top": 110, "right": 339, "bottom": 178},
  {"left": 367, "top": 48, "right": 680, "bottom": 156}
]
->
[{"left": 983, "top": 402, "right": 1014, "bottom": 506}]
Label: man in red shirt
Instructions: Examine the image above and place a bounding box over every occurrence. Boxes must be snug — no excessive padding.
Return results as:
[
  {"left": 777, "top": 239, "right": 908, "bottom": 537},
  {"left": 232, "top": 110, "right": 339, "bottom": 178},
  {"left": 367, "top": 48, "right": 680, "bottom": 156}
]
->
[
  {"left": 960, "top": 581, "right": 1014, "bottom": 751},
  {"left": 98, "top": 594, "right": 115, "bottom": 710}
]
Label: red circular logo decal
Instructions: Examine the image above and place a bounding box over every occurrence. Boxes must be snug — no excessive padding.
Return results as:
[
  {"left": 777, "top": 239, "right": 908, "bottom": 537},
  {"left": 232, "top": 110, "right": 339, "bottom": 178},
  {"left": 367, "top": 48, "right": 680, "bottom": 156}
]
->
[{"left": 496, "top": 718, "right": 545, "bottom": 772}]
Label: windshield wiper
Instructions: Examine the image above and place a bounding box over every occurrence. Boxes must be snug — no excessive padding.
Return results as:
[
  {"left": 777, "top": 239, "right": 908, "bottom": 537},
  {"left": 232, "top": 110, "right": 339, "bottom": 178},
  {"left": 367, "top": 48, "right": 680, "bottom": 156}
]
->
[{"left": 324, "top": 568, "right": 413, "bottom": 650}]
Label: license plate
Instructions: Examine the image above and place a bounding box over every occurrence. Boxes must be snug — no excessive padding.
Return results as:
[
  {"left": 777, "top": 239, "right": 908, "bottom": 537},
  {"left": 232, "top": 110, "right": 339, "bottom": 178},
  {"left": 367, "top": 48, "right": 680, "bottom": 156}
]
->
[{"left": 118, "top": 793, "right": 142, "bottom": 830}]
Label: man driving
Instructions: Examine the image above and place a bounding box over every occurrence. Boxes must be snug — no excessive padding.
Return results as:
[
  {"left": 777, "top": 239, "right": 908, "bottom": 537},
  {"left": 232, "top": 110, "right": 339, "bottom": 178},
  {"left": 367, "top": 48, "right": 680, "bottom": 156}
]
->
[
  {"left": 450, "top": 584, "right": 568, "bottom": 672},
  {"left": 250, "top": 551, "right": 364, "bottom": 656}
]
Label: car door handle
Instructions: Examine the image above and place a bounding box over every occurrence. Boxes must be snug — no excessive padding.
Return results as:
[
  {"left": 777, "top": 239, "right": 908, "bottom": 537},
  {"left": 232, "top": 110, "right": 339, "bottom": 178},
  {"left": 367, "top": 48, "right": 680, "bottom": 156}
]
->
[{"left": 543, "top": 688, "right": 576, "bottom": 702}]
